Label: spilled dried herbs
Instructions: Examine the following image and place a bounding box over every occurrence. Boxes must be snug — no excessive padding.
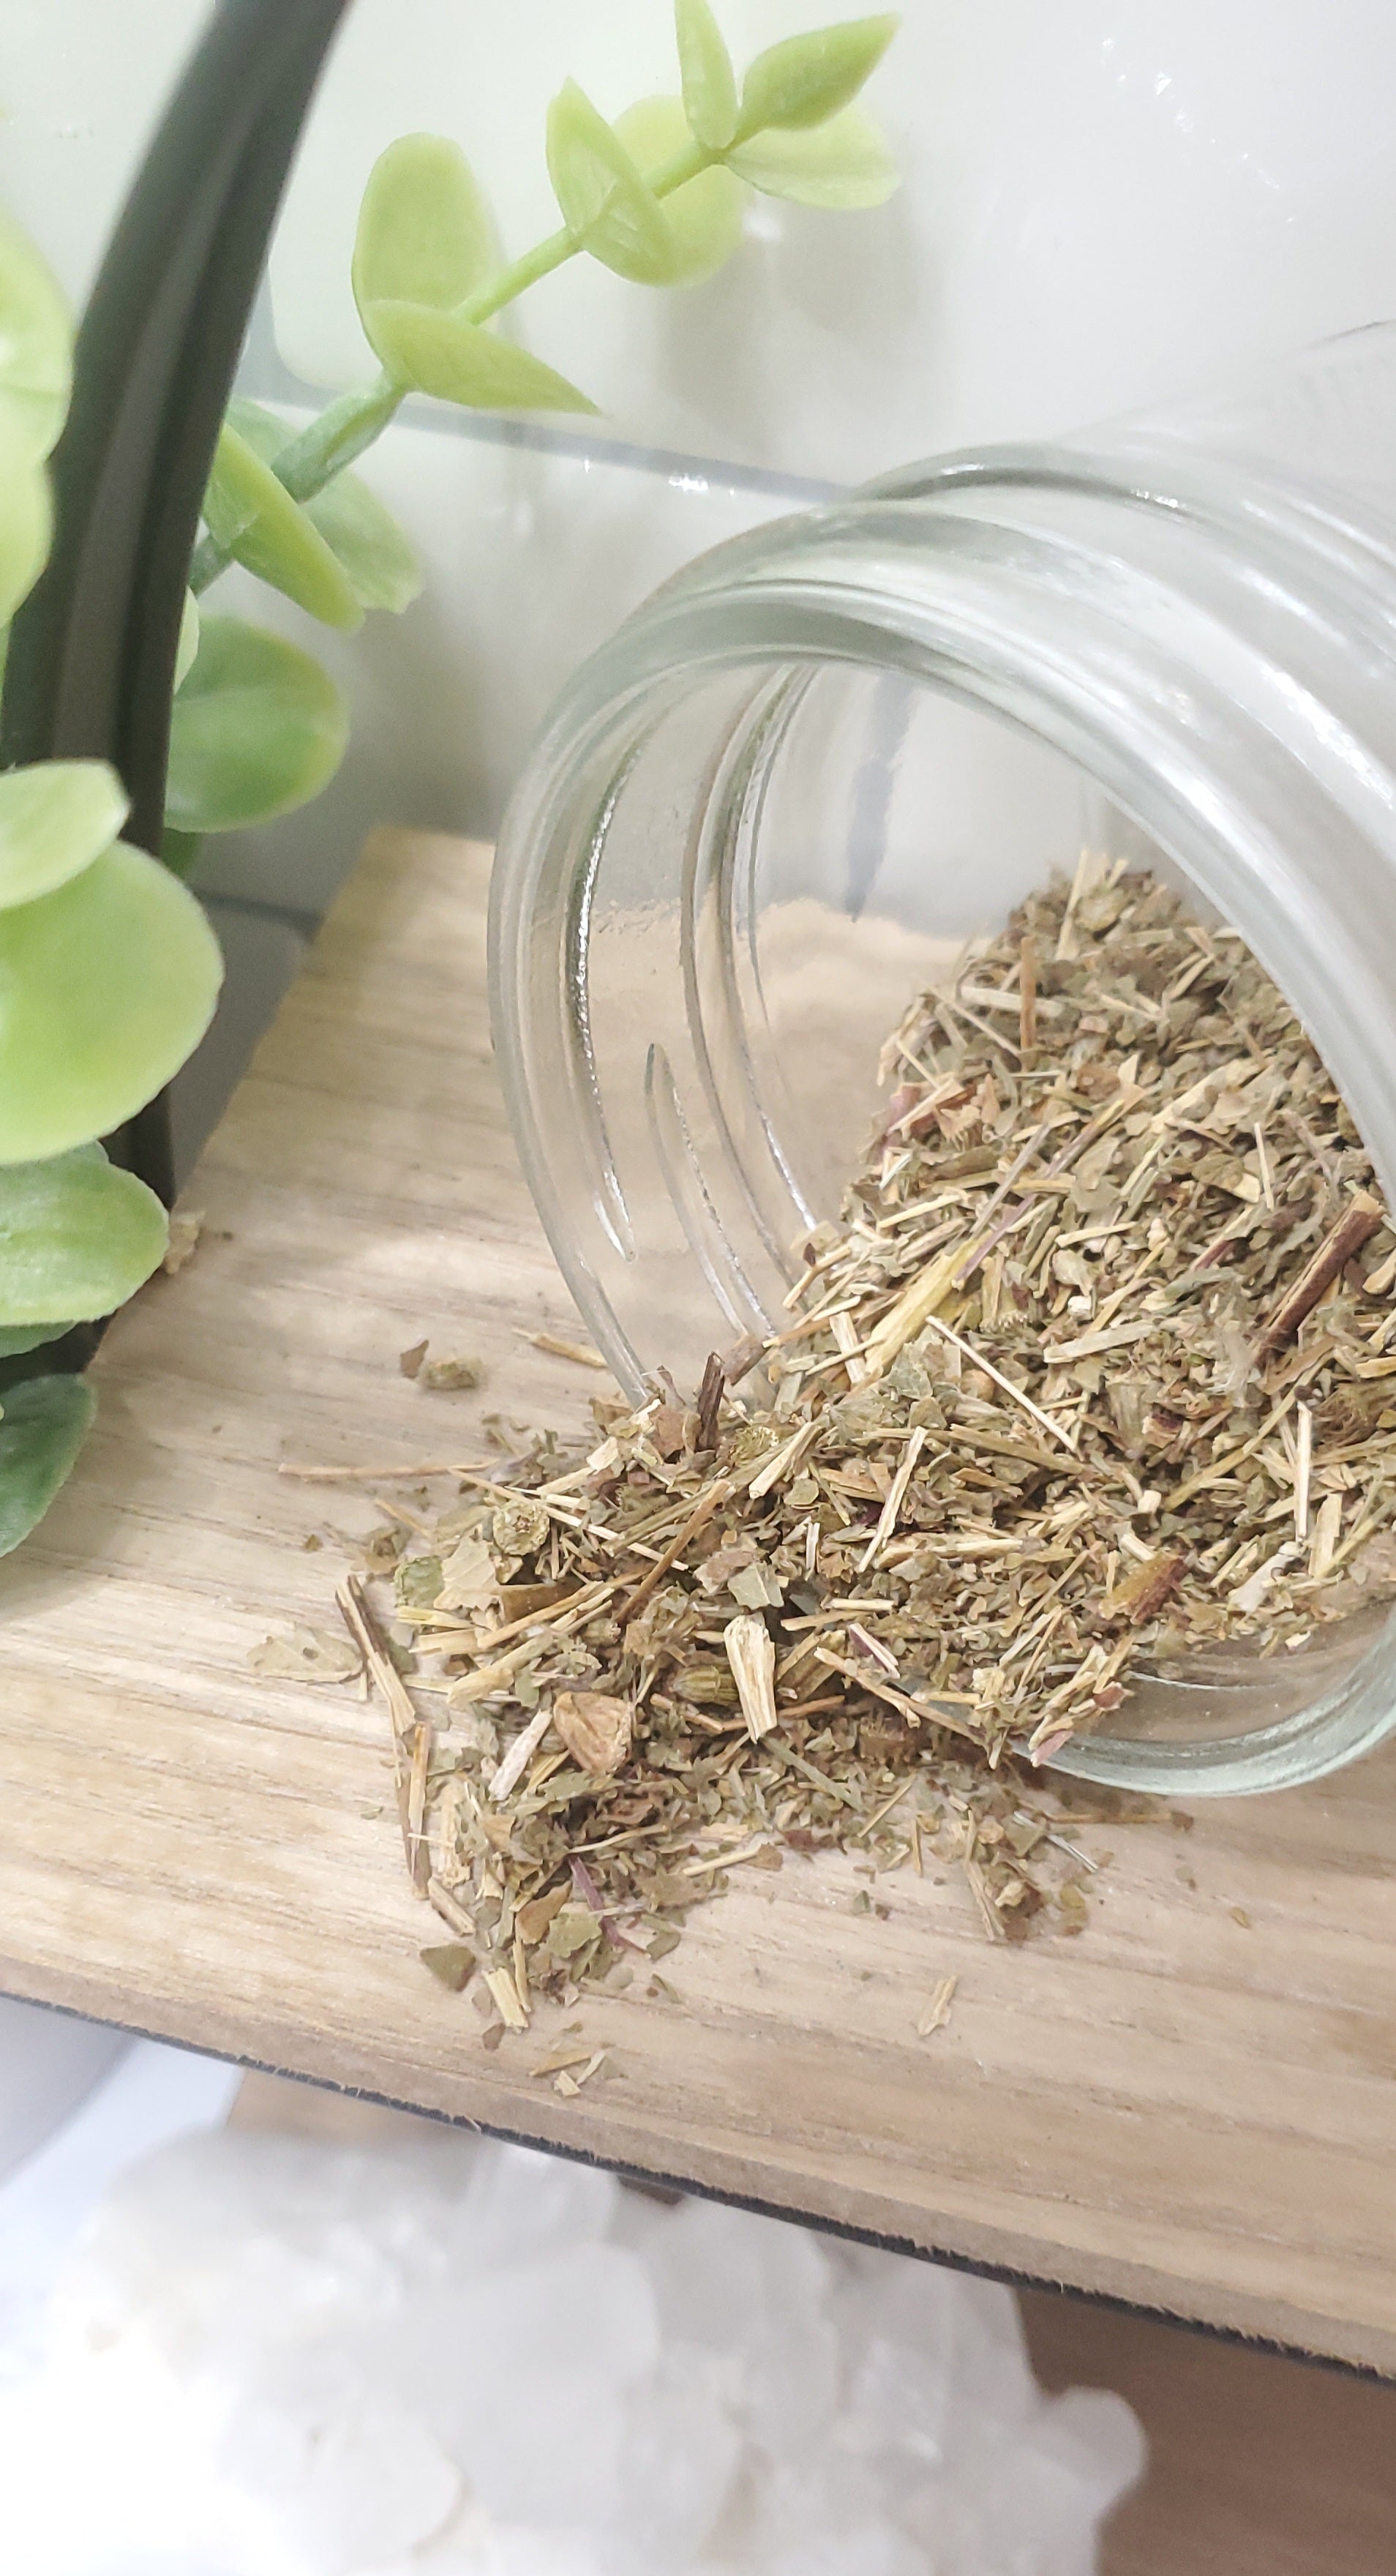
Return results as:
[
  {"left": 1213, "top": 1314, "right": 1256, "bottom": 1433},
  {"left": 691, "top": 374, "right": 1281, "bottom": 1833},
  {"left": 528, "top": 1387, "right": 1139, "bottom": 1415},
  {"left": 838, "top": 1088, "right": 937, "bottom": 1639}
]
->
[{"left": 324, "top": 860, "right": 1396, "bottom": 2029}]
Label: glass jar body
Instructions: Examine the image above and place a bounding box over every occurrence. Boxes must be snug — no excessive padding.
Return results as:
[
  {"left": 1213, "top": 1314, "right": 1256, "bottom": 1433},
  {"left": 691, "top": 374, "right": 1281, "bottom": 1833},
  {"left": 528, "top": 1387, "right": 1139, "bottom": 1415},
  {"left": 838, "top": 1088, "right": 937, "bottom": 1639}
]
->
[{"left": 492, "top": 328, "right": 1396, "bottom": 1797}]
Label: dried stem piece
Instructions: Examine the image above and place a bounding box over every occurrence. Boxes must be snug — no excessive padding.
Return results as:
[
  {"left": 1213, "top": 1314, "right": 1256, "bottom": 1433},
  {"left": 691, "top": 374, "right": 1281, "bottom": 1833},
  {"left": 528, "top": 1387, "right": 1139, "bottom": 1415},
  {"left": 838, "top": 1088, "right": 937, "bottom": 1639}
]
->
[
  {"left": 1018, "top": 937, "right": 1037, "bottom": 1055},
  {"left": 287, "top": 1458, "right": 497, "bottom": 1482},
  {"left": 724, "top": 1611, "right": 778, "bottom": 1740},
  {"left": 696, "top": 1352, "right": 725, "bottom": 1451},
  {"left": 622, "top": 1481, "right": 732, "bottom": 1626},
  {"left": 488, "top": 1704, "right": 553, "bottom": 1802},
  {"left": 336, "top": 1574, "right": 421, "bottom": 1886},
  {"left": 517, "top": 1330, "right": 608, "bottom": 1368},
  {"left": 1256, "top": 1191, "right": 1382, "bottom": 1355}
]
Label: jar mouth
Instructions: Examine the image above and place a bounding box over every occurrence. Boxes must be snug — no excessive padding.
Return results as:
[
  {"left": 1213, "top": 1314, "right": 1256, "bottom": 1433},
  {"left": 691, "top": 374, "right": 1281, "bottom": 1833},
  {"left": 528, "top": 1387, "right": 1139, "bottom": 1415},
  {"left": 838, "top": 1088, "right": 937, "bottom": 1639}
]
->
[{"left": 492, "top": 429, "right": 1396, "bottom": 1796}]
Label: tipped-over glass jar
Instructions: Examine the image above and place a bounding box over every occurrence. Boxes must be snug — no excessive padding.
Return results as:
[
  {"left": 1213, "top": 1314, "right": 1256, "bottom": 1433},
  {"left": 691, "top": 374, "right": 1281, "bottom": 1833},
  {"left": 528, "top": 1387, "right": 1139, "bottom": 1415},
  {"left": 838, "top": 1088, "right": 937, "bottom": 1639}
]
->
[{"left": 491, "top": 326, "right": 1396, "bottom": 1800}]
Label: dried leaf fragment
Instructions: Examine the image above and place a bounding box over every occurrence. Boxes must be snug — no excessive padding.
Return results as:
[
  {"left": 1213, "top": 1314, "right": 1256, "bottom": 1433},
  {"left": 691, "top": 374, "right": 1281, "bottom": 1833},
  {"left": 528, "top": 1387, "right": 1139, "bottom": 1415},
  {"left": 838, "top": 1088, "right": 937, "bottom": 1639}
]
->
[
  {"left": 399, "top": 1337, "right": 429, "bottom": 1378},
  {"left": 435, "top": 1534, "right": 498, "bottom": 1612},
  {"left": 516, "top": 1884, "right": 571, "bottom": 1944},
  {"left": 530, "top": 2042, "right": 595, "bottom": 2077},
  {"left": 420, "top": 1942, "right": 475, "bottom": 1991},
  {"left": 420, "top": 1352, "right": 486, "bottom": 1391},
  {"left": 248, "top": 1626, "right": 361, "bottom": 1682},
  {"left": 552, "top": 1689, "right": 634, "bottom": 1778}
]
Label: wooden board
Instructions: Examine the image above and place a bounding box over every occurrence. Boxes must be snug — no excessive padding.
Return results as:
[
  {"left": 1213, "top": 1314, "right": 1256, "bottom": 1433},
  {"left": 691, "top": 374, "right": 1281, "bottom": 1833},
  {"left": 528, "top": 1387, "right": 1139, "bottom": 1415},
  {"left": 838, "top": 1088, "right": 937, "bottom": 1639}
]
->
[
  {"left": 1022, "top": 2291, "right": 1396, "bottom": 2576},
  {"left": 3, "top": 827, "right": 1396, "bottom": 2374},
  {"left": 231, "top": 2070, "right": 1396, "bottom": 2576}
]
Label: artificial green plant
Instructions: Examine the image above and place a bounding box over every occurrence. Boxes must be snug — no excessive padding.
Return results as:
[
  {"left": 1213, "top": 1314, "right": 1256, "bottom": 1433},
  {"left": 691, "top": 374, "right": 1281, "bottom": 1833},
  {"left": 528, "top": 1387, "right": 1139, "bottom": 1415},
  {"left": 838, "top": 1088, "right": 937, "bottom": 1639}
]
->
[{"left": 0, "top": 1, "right": 900, "bottom": 1553}]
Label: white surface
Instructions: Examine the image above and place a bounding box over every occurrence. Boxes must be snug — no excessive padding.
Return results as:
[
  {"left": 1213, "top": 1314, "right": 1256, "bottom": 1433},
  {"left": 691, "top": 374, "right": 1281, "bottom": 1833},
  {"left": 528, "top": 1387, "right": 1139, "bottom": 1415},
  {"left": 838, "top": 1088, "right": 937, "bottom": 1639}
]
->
[
  {"left": 9, "top": 0, "right": 1396, "bottom": 476},
  {"left": 0, "top": 2121, "right": 1145, "bottom": 2575},
  {"left": 0, "top": 2037, "right": 244, "bottom": 2389},
  {"left": 4, "top": 0, "right": 1396, "bottom": 885},
  {"left": 266, "top": 0, "right": 1396, "bottom": 477},
  {"left": 0, "top": 1997, "right": 127, "bottom": 2188}
]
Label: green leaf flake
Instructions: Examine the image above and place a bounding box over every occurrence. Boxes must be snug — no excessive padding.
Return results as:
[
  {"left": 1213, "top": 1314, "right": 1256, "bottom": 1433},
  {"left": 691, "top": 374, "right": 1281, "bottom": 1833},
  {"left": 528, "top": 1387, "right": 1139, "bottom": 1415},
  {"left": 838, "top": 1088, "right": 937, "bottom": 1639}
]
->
[
  {"left": 0, "top": 842, "right": 222, "bottom": 1165},
  {"left": 0, "top": 1145, "right": 168, "bottom": 1325},
  {"left": 364, "top": 301, "right": 598, "bottom": 413},
  {"left": 204, "top": 425, "right": 363, "bottom": 632},
  {"left": 615, "top": 100, "right": 744, "bottom": 285},
  {"left": 729, "top": 105, "right": 898, "bottom": 207},
  {"left": 546, "top": 78, "right": 683, "bottom": 287},
  {"left": 226, "top": 401, "right": 422, "bottom": 614},
  {"left": 0, "top": 1374, "right": 96, "bottom": 1557},
  {"left": 353, "top": 134, "right": 495, "bottom": 321},
  {"left": 0, "top": 761, "right": 129, "bottom": 910},
  {"left": 166, "top": 616, "right": 350, "bottom": 834},
  {"left": 675, "top": 0, "right": 739, "bottom": 149},
  {"left": 0, "top": 209, "right": 72, "bottom": 459},
  {"left": 738, "top": 13, "right": 898, "bottom": 135}
]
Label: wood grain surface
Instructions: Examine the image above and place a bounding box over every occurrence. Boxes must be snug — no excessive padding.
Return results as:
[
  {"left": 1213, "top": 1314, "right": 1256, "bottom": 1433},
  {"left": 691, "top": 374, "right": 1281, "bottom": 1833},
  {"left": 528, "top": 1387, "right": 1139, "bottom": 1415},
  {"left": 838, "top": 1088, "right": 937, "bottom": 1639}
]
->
[{"left": 3, "top": 828, "right": 1395, "bottom": 2373}]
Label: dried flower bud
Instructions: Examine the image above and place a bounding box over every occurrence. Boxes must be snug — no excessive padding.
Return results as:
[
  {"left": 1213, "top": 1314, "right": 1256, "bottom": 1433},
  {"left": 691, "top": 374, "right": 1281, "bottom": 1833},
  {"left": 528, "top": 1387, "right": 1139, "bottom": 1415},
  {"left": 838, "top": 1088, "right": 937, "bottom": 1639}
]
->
[
  {"left": 490, "top": 1495, "right": 550, "bottom": 1561},
  {"left": 552, "top": 1689, "right": 634, "bottom": 1777}
]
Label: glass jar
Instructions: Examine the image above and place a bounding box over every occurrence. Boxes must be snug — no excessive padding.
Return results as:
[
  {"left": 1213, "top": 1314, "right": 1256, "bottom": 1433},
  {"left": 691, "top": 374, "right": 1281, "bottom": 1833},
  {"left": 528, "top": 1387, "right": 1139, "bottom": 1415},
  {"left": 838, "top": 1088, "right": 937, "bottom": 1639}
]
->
[{"left": 491, "top": 326, "right": 1396, "bottom": 1799}]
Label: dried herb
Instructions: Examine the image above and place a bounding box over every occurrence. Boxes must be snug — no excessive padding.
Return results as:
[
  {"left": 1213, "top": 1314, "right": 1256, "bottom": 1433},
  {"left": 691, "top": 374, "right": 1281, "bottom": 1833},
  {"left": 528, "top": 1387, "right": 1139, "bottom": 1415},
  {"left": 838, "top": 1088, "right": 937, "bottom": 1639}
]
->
[{"left": 331, "top": 861, "right": 1396, "bottom": 2023}]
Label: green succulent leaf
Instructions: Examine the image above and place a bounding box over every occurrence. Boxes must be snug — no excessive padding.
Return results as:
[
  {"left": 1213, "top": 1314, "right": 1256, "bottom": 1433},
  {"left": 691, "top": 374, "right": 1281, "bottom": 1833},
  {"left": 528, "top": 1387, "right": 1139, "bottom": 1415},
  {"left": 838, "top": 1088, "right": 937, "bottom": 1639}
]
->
[
  {"left": 0, "top": 406, "right": 52, "bottom": 627},
  {"left": 674, "top": 0, "right": 739, "bottom": 149},
  {"left": 204, "top": 425, "right": 363, "bottom": 632},
  {"left": 0, "top": 1374, "right": 96, "bottom": 1556},
  {"left": 221, "top": 401, "right": 292, "bottom": 467},
  {"left": 227, "top": 401, "right": 422, "bottom": 614},
  {"left": 737, "top": 13, "right": 898, "bottom": 135},
  {"left": 0, "top": 1322, "right": 73, "bottom": 1359},
  {"left": 0, "top": 761, "right": 129, "bottom": 910},
  {"left": 546, "top": 78, "right": 682, "bottom": 286},
  {"left": 0, "top": 209, "right": 72, "bottom": 459},
  {"left": 0, "top": 842, "right": 222, "bottom": 1165},
  {"left": 159, "top": 827, "right": 203, "bottom": 880},
  {"left": 301, "top": 467, "right": 424, "bottom": 613},
  {"left": 0, "top": 1143, "right": 168, "bottom": 1325},
  {"left": 166, "top": 616, "right": 350, "bottom": 834},
  {"left": 175, "top": 591, "right": 201, "bottom": 689},
  {"left": 364, "top": 300, "right": 598, "bottom": 413},
  {"left": 353, "top": 134, "right": 495, "bottom": 321},
  {"left": 615, "top": 99, "right": 744, "bottom": 284},
  {"left": 729, "top": 105, "right": 898, "bottom": 206}
]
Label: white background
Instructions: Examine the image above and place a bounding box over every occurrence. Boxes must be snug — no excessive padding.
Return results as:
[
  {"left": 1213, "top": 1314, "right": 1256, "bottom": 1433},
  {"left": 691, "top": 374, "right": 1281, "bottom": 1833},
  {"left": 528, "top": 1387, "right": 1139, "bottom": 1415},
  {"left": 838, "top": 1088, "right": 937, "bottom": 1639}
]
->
[{"left": 6, "top": 0, "right": 1396, "bottom": 918}]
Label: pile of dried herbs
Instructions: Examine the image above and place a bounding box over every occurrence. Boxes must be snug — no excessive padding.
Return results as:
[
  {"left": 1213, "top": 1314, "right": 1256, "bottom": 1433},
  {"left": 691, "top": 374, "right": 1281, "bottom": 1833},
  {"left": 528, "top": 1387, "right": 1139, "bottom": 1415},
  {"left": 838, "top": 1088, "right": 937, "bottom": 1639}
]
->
[{"left": 317, "top": 862, "right": 1396, "bottom": 2038}]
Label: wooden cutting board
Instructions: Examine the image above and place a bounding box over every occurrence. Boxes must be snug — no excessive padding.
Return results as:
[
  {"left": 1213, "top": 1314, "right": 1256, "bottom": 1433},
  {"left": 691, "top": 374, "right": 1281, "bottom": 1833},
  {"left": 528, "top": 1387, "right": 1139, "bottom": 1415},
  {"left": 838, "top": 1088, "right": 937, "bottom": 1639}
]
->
[{"left": 3, "top": 826, "right": 1395, "bottom": 2374}]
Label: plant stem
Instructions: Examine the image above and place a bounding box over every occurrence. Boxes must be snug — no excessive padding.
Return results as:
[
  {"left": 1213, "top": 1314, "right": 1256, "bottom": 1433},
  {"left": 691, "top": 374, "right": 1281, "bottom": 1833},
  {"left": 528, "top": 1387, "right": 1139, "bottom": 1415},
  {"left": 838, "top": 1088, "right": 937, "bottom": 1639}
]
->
[{"left": 188, "top": 137, "right": 713, "bottom": 596}]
